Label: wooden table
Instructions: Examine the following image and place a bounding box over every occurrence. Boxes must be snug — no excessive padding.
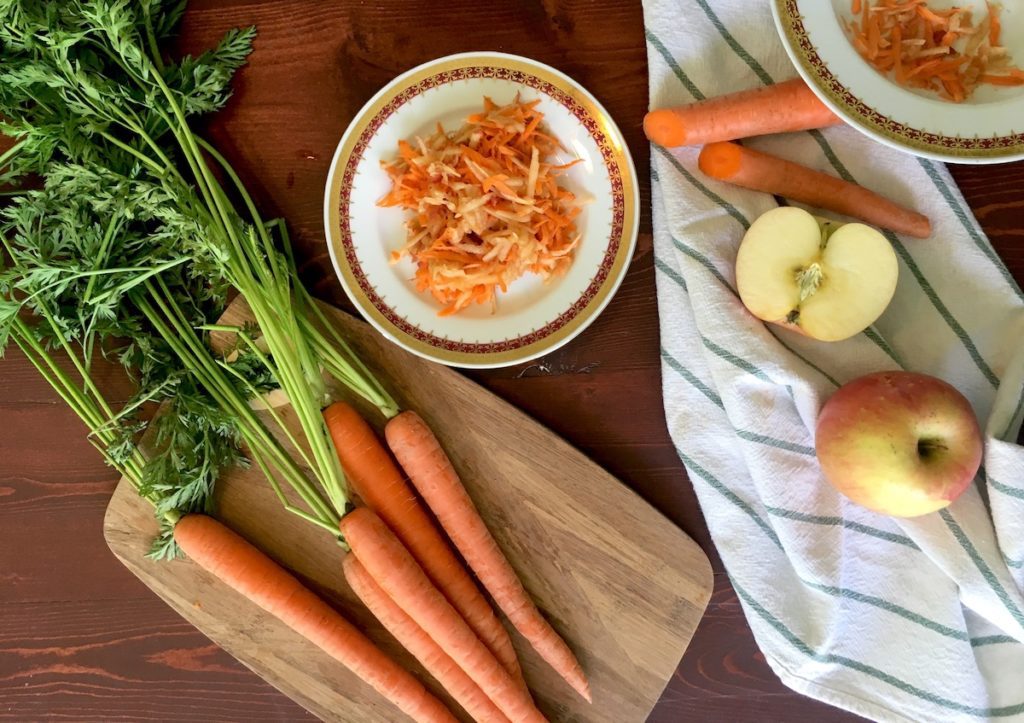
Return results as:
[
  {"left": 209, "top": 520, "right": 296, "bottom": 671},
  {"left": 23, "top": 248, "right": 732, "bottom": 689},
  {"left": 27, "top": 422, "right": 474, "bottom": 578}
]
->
[{"left": 1, "top": 1, "right": 1022, "bottom": 721}]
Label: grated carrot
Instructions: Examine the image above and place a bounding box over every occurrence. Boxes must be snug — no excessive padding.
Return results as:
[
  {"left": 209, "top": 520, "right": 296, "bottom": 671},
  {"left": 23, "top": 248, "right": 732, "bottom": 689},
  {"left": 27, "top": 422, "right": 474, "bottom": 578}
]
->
[
  {"left": 846, "top": 0, "right": 1021, "bottom": 102},
  {"left": 379, "top": 96, "right": 582, "bottom": 316}
]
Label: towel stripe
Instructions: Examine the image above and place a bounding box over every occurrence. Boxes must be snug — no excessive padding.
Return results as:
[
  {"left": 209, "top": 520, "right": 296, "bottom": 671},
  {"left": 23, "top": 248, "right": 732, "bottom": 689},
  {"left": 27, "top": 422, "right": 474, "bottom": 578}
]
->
[
  {"left": 682, "top": 450, "right": 979, "bottom": 649},
  {"left": 939, "top": 509, "right": 1024, "bottom": 632},
  {"left": 971, "top": 635, "right": 1020, "bottom": 647},
  {"left": 801, "top": 580, "right": 969, "bottom": 642},
  {"left": 731, "top": 580, "right": 1024, "bottom": 717},
  {"left": 661, "top": 346, "right": 724, "bottom": 408},
  {"left": 1005, "top": 556, "right": 1024, "bottom": 570},
  {"left": 670, "top": 235, "right": 734, "bottom": 290},
  {"left": 862, "top": 326, "right": 905, "bottom": 368},
  {"left": 691, "top": 0, "right": 773, "bottom": 85},
  {"left": 1004, "top": 386, "right": 1024, "bottom": 441},
  {"left": 644, "top": 29, "right": 705, "bottom": 100},
  {"left": 678, "top": 448, "right": 783, "bottom": 548},
  {"left": 736, "top": 429, "right": 815, "bottom": 456},
  {"left": 702, "top": 336, "right": 773, "bottom": 382},
  {"left": 654, "top": 256, "right": 687, "bottom": 291},
  {"left": 654, "top": 146, "right": 751, "bottom": 229},
  {"left": 917, "top": 158, "right": 1024, "bottom": 303},
  {"left": 764, "top": 506, "right": 920, "bottom": 550},
  {"left": 989, "top": 475, "right": 1024, "bottom": 501}
]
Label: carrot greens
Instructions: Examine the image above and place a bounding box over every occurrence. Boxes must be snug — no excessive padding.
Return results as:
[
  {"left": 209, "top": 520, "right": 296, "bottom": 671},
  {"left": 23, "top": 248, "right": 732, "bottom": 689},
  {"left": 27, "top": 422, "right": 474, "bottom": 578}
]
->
[{"left": 0, "top": 0, "right": 395, "bottom": 556}]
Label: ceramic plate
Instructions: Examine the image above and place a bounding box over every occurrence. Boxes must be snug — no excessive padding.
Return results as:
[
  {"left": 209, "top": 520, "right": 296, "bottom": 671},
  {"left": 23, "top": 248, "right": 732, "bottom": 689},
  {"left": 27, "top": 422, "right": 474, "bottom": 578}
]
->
[
  {"left": 324, "top": 52, "right": 639, "bottom": 368},
  {"left": 773, "top": 0, "right": 1024, "bottom": 163}
]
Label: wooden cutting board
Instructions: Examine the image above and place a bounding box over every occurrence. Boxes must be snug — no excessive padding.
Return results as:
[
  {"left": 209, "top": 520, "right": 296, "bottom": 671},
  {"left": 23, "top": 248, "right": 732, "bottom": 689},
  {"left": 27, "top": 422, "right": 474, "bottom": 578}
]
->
[{"left": 103, "top": 298, "right": 713, "bottom": 723}]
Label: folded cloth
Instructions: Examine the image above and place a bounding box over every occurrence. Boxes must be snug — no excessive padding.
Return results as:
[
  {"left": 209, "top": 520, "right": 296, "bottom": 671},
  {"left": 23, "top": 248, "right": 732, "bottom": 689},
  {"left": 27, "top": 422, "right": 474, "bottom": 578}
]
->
[{"left": 644, "top": 1, "right": 1024, "bottom": 720}]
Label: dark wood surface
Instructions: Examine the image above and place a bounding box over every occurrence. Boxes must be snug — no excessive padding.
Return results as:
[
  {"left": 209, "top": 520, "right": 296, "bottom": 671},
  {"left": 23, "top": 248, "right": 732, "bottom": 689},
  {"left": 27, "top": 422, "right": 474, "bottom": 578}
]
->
[{"left": 1, "top": 1, "right": 1022, "bottom": 721}]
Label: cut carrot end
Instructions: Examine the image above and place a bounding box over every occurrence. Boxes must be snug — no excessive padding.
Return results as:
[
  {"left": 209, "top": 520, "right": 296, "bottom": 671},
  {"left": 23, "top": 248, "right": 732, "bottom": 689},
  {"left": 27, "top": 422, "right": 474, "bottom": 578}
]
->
[
  {"left": 643, "top": 109, "right": 688, "bottom": 147},
  {"left": 698, "top": 142, "right": 744, "bottom": 180}
]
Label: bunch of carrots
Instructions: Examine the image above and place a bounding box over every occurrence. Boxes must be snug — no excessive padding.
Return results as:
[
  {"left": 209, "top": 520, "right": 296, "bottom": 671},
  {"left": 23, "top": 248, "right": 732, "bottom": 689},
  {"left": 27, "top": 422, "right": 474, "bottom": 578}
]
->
[
  {"left": 846, "top": 0, "right": 1022, "bottom": 101},
  {"left": 177, "top": 393, "right": 589, "bottom": 723},
  {"left": 0, "top": 5, "right": 587, "bottom": 722},
  {"left": 643, "top": 77, "right": 932, "bottom": 239}
]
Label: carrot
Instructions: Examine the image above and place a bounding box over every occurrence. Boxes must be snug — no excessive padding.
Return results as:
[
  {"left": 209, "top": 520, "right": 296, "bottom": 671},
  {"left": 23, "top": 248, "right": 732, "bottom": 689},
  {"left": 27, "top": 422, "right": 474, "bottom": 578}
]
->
[
  {"left": 980, "top": 73, "right": 1024, "bottom": 86},
  {"left": 642, "top": 78, "right": 842, "bottom": 148},
  {"left": 385, "top": 411, "right": 592, "bottom": 704},
  {"left": 698, "top": 141, "right": 932, "bottom": 239},
  {"left": 988, "top": 1, "right": 1001, "bottom": 46},
  {"left": 344, "top": 556, "right": 512, "bottom": 723},
  {"left": 322, "top": 402, "right": 525, "bottom": 690},
  {"left": 847, "top": 0, "right": 1022, "bottom": 101},
  {"left": 381, "top": 96, "right": 581, "bottom": 317},
  {"left": 340, "top": 508, "right": 546, "bottom": 723},
  {"left": 172, "top": 514, "right": 456, "bottom": 723}
]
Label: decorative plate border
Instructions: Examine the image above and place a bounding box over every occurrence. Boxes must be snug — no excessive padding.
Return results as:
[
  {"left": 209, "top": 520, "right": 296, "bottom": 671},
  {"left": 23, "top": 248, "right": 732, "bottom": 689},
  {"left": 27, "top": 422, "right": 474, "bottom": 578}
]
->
[
  {"left": 776, "top": 0, "right": 1024, "bottom": 160},
  {"left": 325, "top": 54, "right": 638, "bottom": 367}
]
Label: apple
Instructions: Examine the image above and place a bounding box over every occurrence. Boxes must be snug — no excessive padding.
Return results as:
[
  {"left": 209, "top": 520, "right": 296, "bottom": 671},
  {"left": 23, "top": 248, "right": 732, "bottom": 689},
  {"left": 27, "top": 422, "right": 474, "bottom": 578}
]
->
[
  {"left": 735, "top": 206, "right": 899, "bottom": 342},
  {"left": 815, "top": 371, "right": 983, "bottom": 517}
]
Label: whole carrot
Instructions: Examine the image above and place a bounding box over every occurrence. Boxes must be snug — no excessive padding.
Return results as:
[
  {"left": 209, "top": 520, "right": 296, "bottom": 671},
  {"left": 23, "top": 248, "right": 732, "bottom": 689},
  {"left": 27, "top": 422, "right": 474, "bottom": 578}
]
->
[
  {"left": 344, "top": 556, "right": 513, "bottom": 723},
  {"left": 698, "top": 141, "right": 932, "bottom": 238},
  {"left": 341, "top": 508, "right": 547, "bottom": 723},
  {"left": 172, "top": 514, "right": 456, "bottom": 723},
  {"left": 643, "top": 78, "right": 842, "bottom": 148},
  {"left": 323, "top": 402, "right": 525, "bottom": 689},
  {"left": 385, "top": 411, "right": 591, "bottom": 704}
]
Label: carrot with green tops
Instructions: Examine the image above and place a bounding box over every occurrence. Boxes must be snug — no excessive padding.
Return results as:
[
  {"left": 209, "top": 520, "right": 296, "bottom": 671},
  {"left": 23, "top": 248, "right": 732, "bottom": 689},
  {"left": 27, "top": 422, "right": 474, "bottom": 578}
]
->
[
  {"left": 698, "top": 141, "right": 932, "bottom": 238},
  {"left": 344, "top": 556, "right": 513, "bottom": 723},
  {"left": 322, "top": 402, "right": 525, "bottom": 689},
  {"left": 172, "top": 514, "right": 456, "bottom": 723},
  {"left": 341, "top": 508, "right": 547, "bottom": 723},
  {"left": 643, "top": 78, "right": 842, "bottom": 148},
  {"left": 384, "top": 411, "right": 592, "bottom": 704}
]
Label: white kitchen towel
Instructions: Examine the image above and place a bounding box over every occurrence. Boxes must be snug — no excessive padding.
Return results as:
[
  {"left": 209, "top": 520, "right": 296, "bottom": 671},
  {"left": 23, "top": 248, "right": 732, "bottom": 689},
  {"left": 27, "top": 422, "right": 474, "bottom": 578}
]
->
[{"left": 645, "top": 1, "right": 1024, "bottom": 721}]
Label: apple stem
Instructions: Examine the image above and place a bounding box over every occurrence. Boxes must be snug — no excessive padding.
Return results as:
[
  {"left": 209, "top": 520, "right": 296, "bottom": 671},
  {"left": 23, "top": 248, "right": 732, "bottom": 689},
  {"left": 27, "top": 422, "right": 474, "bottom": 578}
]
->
[
  {"left": 917, "top": 438, "right": 948, "bottom": 460},
  {"left": 796, "top": 262, "right": 824, "bottom": 303}
]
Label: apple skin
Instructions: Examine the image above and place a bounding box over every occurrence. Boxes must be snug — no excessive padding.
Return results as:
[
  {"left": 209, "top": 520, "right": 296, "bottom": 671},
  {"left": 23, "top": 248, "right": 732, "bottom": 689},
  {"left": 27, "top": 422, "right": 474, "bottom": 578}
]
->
[{"left": 815, "top": 371, "right": 983, "bottom": 517}]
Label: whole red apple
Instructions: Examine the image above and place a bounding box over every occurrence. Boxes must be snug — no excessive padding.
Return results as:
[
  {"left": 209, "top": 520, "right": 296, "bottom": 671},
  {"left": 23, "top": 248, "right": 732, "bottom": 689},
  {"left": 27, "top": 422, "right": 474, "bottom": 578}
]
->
[{"left": 815, "top": 371, "right": 983, "bottom": 517}]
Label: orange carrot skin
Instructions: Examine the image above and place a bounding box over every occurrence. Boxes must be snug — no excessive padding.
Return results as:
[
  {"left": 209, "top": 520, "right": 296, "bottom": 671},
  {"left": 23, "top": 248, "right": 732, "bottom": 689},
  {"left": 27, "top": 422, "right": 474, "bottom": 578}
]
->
[
  {"left": 643, "top": 78, "right": 842, "bottom": 148},
  {"left": 344, "top": 556, "right": 513, "bottom": 723},
  {"left": 385, "top": 412, "right": 592, "bottom": 704},
  {"left": 322, "top": 402, "right": 525, "bottom": 690},
  {"left": 341, "top": 508, "right": 546, "bottom": 723},
  {"left": 698, "top": 141, "right": 932, "bottom": 239},
  {"left": 172, "top": 514, "right": 456, "bottom": 723}
]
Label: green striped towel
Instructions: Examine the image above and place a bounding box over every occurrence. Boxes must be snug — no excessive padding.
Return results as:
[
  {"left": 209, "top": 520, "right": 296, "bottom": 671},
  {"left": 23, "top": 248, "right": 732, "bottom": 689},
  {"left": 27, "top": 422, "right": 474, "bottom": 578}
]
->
[{"left": 645, "top": 1, "right": 1024, "bottom": 721}]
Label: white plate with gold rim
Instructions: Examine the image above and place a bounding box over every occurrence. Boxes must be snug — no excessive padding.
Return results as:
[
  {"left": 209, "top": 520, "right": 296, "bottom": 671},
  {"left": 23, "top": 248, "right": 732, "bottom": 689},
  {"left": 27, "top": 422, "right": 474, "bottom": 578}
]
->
[
  {"left": 773, "top": 0, "right": 1024, "bottom": 163},
  {"left": 323, "top": 52, "right": 639, "bottom": 368}
]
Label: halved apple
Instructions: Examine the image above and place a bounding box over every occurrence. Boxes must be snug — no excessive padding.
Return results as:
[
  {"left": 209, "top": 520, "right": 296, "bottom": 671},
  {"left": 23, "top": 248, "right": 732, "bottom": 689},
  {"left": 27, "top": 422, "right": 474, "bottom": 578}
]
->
[{"left": 735, "top": 207, "right": 899, "bottom": 342}]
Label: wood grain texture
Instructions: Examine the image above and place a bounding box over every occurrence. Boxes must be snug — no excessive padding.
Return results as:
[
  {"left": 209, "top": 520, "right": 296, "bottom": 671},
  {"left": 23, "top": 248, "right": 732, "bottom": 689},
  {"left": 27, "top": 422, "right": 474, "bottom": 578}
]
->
[
  {"left": 104, "top": 298, "right": 713, "bottom": 723},
  {"left": 1, "top": 0, "right": 1022, "bottom": 721}
]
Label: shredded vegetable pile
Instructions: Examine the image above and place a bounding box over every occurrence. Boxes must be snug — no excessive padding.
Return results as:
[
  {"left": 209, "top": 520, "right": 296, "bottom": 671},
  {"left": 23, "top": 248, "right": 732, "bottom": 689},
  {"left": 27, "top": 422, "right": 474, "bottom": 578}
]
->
[
  {"left": 380, "top": 97, "right": 582, "bottom": 316},
  {"left": 845, "top": 0, "right": 1022, "bottom": 102}
]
